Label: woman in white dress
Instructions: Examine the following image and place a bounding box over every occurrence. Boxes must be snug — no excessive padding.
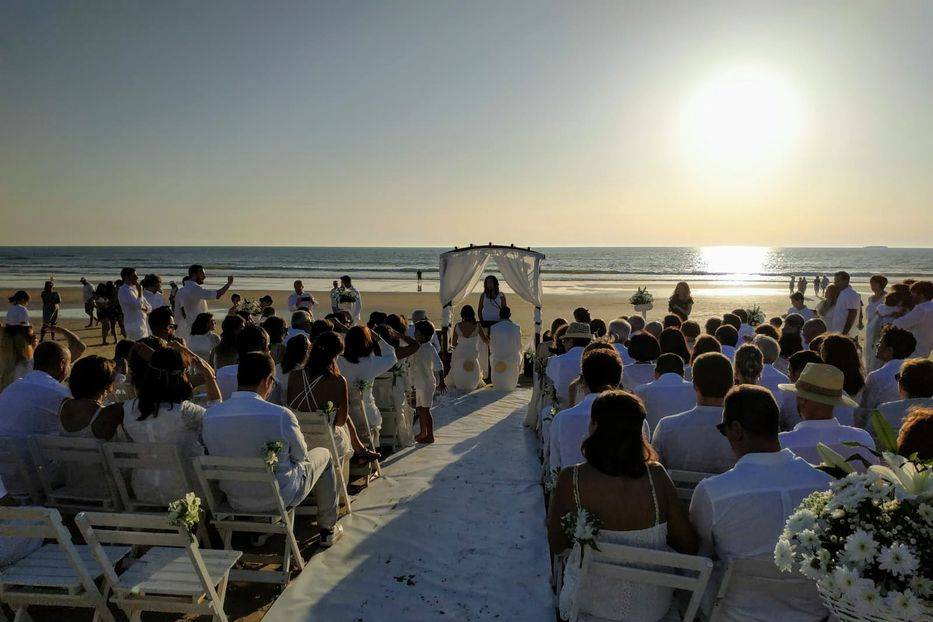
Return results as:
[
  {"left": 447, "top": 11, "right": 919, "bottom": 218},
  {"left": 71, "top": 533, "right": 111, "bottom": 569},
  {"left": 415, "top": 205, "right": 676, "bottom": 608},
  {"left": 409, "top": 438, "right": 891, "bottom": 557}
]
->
[
  {"left": 548, "top": 390, "right": 697, "bottom": 622},
  {"left": 477, "top": 276, "right": 506, "bottom": 378},
  {"left": 864, "top": 275, "right": 889, "bottom": 371},
  {"left": 187, "top": 313, "right": 220, "bottom": 361},
  {"left": 338, "top": 326, "right": 398, "bottom": 445},
  {"left": 446, "top": 305, "right": 485, "bottom": 390}
]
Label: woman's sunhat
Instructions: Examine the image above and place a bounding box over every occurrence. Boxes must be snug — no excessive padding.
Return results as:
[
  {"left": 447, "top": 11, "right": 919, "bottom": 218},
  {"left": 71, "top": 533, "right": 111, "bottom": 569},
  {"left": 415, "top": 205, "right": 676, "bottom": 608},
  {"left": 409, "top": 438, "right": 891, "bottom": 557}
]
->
[
  {"left": 563, "top": 322, "right": 593, "bottom": 341},
  {"left": 411, "top": 309, "right": 428, "bottom": 322},
  {"left": 777, "top": 362, "right": 859, "bottom": 408}
]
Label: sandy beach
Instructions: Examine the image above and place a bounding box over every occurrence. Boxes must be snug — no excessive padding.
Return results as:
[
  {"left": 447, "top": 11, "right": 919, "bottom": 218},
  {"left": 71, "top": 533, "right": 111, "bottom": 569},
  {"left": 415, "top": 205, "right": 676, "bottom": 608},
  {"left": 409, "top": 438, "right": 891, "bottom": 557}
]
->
[{"left": 4, "top": 280, "right": 868, "bottom": 359}]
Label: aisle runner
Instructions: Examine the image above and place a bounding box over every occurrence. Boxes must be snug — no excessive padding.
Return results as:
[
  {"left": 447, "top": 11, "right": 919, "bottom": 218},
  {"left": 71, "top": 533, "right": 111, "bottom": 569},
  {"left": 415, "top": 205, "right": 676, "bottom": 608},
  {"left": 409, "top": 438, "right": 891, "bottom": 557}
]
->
[{"left": 264, "top": 388, "right": 553, "bottom": 622}]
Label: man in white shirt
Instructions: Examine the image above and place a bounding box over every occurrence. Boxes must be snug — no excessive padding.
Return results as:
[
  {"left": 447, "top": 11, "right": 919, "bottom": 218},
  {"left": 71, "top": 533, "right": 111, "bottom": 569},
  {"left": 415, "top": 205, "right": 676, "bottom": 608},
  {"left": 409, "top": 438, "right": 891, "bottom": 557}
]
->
[
  {"left": 338, "top": 275, "right": 362, "bottom": 326},
  {"left": 489, "top": 306, "right": 523, "bottom": 391},
  {"left": 287, "top": 280, "right": 317, "bottom": 313},
  {"left": 690, "top": 385, "right": 831, "bottom": 621},
  {"left": 714, "top": 325, "right": 738, "bottom": 360},
  {"left": 285, "top": 311, "right": 313, "bottom": 344},
  {"left": 406, "top": 310, "right": 440, "bottom": 352},
  {"left": 216, "top": 325, "right": 283, "bottom": 404},
  {"left": 778, "top": 363, "right": 874, "bottom": 465},
  {"left": 202, "top": 352, "right": 342, "bottom": 546},
  {"left": 751, "top": 334, "right": 788, "bottom": 399},
  {"left": 549, "top": 348, "right": 622, "bottom": 471},
  {"left": 786, "top": 292, "right": 815, "bottom": 321},
  {"left": 117, "top": 267, "right": 151, "bottom": 340},
  {"left": 141, "top": 274, "right": 167, "bottom": 310},
  {"left": 80, "top": 277, "right": 96, "bottom": 327},
  {"left": 545, "top": 322, "right": 592, "bottom": 408},
  {"left": 829, "top": 271, "right": 861, "bottom": 336},
  {"left": 653, "top": 352, "right": 736, "bottom": 474},
  {"left": 607, "top": 318, "right": 634, "bottom": 365},
  {"left": 634, "top": 353, "right": 696, "bottom": 432},
  {"left": 892, "top": 280, "right": 933, "bottom": 357},
  {"left": 800, "top": 317, "right": 826, "bottom": 351},
  {"left": 859, "top": 326, "right": 916, "bottom": 417},
  {"left": 176, "top": 265, "right": 234, "bottom": 337}
]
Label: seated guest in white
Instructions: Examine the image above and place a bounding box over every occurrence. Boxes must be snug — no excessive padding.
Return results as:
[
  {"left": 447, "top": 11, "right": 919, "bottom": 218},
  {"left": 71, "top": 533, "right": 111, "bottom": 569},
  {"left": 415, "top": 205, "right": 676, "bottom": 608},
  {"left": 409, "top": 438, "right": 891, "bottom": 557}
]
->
[
  {"left": 216, "top": 325, "right": 282, "bottom": 404},
  {"left": 777, "top": 350, "right": 822, "bottom": 431},
  {"left": 621, "top": 332, "right": 659, "bottom": 390},
  {"left": 874, "top": 358, "right": 933, "bottom": 435},
  {"left": 0, "top": 341, "right": 71, "bottom": 438},
  {"left": 752, "top": 335, "right": 789, "bottom": 399},
  {"left": 489, "top": 306, "right": 522, "bottom": 391},
  {"left": 117, "top": 267, "right": 151, "bottom": 341},
  {"left": 860, "top": 326, "right": 916, "bottom": 417},
  {"left": 175, "top": 264, "right": 234, "bottom": 338},
  {"left": 634, "top": 353, "right": 696, "bottom": 432},
  {"left": 689, "top": 334, "right": 722, "bottom": 364},
  {"left": 733, "top": 343, "right": 763, "bottom": 388},
  {"left": 209, "top": 315, "right": 244, "bottom": 370},
  {"left": 897, "top": 407, "right": 932, "bottom": 460},
  {"left": 892, "top": 280, "right": 932, "bottom": 357},
  {"left": 800, "top": 318, "right": 826, "bottom": 351},
  {"left": 681, "top": 320, "right": 701, "bottom": 353},
  {"left": 406, "top": 310, "right": 441, "bottom": 352},
  {"left": 548, "top": 390, "right": 698, "bottom": 622},
  {"left": 818, "top": 334, "right": 864, "bottom": 427},
  {"left": 626, "top": 315, "right": 646, "bottom": 335},
  {"left": 202, "top": 352, "right": 342, "bottom": 546},
  {"left": 187, "top": 313, "right": 220, "bottom": 361},
  {"left": 607, "top": 318, "right": 634, "bottom": 365},
  {"left": 4, "top": 290, "right": 31, "bottom": 326},
  {"left": 690, "top": 385, "right": 831, "bottom": 622},
  {"left": 714, "top": 324, "right": 739, "bottom": 360},
  {"left": 146, "top": 305, "right": 181, "bottom": 344},
  {"left": 778, "top": 363, "right": 874, "bottom": 465},
  {"left": 567, "top": 342, "right": 616, "bottom": 406},
  {"left": 545, "top": 322, "right": 592, "bottom": 407},
  {"left": 285, "top": 310, "right": 313, "bottom": 344},
  {"left": 549, "top": 348, "right": 622, "bottom": 471},
  {"left": 658, "top": 327, "right": 692, "bottom": 378},
  {"left": 787, "top": 292, "right": 815, "bottom": 321},
  {"left": 653, "top": 352, "right": 737, "bottom": 474},
  {"left": 287, "top": 279, "right": 317, "bottom": 313}
]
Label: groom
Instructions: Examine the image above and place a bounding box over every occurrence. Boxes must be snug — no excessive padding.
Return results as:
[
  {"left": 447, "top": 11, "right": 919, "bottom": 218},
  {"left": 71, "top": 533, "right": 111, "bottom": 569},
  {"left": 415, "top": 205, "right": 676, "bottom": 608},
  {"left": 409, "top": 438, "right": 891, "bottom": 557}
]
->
[{"left": 489, "top": 306, "right": 522, "bottom": 391}]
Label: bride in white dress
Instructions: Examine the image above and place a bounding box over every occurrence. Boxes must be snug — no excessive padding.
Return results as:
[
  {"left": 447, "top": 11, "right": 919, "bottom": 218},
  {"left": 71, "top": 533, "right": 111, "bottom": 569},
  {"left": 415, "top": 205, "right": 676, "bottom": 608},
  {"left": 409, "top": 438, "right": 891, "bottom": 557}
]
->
[
  {"left": 547, "top": 391, "right": 697, "bottom": 622},
  {"left": 446, "top": 305, "right": 486, "bottom": 390}
]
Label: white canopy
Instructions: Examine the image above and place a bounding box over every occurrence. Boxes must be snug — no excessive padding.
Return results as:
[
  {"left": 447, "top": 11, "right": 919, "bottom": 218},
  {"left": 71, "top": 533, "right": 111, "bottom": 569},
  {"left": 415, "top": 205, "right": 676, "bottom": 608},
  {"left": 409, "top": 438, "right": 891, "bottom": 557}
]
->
[{"left": 439, "top": 244, "right": 545, "bottom": 338}]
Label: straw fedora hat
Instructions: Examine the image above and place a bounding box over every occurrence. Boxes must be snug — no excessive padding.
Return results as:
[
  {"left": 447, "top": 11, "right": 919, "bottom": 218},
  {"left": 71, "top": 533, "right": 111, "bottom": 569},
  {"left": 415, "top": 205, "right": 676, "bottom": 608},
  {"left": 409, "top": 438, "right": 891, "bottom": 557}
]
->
[
  {"left": 563, "top": 322, "right": 593, "bottom": 341},
  {"left": 778, "top": 362, "right": 858, "bottom": 408}
]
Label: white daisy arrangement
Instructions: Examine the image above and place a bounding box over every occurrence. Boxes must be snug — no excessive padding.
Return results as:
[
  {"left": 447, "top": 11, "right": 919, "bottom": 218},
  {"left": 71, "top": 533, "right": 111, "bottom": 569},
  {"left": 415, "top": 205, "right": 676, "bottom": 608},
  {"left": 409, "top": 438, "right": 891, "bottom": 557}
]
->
[
  {"left": 744, "top": 304, "right": 765, "bottom": 326},
  {"left": 262, "top": 440, "right": 284, "bottom": 468},
  {"left": 239, "top": 297, "right": 262, "bottom": 317},
  {"left": 337, "top": 288, "right": 358, "bottom": 304},
  {"left": 628, "top": 287, "right": 653, "bottom": 306},
  {"left": 774, "top": 438, "right": 932, "bottom": 620},
  {"left": 167, "top": 492, "right": 203, "bottom": 534}
]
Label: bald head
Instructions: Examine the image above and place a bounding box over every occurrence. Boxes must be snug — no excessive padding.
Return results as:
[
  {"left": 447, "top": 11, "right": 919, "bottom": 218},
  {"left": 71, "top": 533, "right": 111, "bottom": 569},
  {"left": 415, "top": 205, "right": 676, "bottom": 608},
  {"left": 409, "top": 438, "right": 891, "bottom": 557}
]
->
[{"left": 33, "top": 341, "right": 70, "bottom": 381}]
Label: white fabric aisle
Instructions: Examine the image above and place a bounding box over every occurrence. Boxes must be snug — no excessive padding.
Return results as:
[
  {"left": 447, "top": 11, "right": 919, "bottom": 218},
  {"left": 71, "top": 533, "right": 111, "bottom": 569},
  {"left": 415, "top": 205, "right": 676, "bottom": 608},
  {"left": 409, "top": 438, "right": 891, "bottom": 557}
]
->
[{"left": 264, "top": 388, "right": 554, "bottom": 622}]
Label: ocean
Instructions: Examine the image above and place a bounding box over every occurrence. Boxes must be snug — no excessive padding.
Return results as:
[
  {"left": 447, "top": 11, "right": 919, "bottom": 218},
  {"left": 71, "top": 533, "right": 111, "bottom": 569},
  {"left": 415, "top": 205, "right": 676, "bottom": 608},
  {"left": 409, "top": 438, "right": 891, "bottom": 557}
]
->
[{"left": 1, "top": 246, "right": 931, "bottom": 293}]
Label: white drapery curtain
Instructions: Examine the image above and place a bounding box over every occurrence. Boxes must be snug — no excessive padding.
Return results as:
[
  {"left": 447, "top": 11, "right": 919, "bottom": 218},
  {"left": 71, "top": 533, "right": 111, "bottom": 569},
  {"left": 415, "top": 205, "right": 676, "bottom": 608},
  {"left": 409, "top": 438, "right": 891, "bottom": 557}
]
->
[{"left": 439, "top": 245, "right": 544, "bottom": 337}]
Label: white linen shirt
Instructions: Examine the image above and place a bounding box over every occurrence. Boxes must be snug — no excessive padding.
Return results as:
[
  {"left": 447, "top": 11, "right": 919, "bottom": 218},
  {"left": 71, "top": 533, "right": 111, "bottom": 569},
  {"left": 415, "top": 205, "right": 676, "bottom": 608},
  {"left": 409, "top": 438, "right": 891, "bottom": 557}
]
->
[
  {"left": 779, "top": 418, "right": 875, "bottom": 466},
  {"left": 830, "top": 285, "right": 861, "bottom": 335},
  {"left": 652, "top": 405, "right": 736, "bottom": 474},
  {"left": 287, "top": 292, "right": 315, "bottom": 312},
  {"left": 81, "top": 282, "right": 95, "bottom": 304},
  {"left": 786, "top": 306, "right": 815, "bottom": 321},
  {"left": 621, "top": 362, "right": 655, "bottom": 391},
  {"left": 875, "top": 398, "right": 933, "bottom": 434},
  {"left": 285, "top": 327, "right": 310, "bottom": 344},
  {"left": 4, "top": 304, "right": 29, "bottom": 326},
  {"left": 720, "top": 345, "right": 736, "bottom": 360},
  {"left": 634, "top": 373, "right": 696, "bottom": 432},
  {"left": 216, "top": 364, "right": 282, "bottom": 404},
  {"left": 176, "top": 282, "right": 217, "bottom": 337},
  {"left": 118, "top": 284, "right": 151, "bottom": 339},
  {"left": 758, "top": 364, "right": 789, "bottom": 400},
  {"left": 405, "top": 324, "right": 440, "bottom": 352},
  {"left": 143, "top": 290, "right": 166, "bottom": 310},
  {"left": 546, "top": 347, "right": 585, "bottom": 407},
  {"left": 860, "top": 359, "right": 904, "bottom": 413},
  {"left": 0, "top": 370, "right": 70, "bottom": 437},
  {"left": 690, "top": 450, "right": 831, "bottom": 621},
  {"left": 893, "top": 299, "right": 933, "bottom": 357},
  {"left": 489, "top": 320, "right": 522, "bottom": 363},
  {"left": 612, "top": 343, "right": 634, "bottom": 366}
]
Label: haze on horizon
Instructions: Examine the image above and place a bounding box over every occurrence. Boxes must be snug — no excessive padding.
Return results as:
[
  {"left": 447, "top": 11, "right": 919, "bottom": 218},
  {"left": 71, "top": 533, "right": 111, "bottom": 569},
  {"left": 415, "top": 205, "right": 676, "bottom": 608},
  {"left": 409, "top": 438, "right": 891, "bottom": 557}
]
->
[{"left": 2, "top": 1, "right": 932, "bottom": 248}]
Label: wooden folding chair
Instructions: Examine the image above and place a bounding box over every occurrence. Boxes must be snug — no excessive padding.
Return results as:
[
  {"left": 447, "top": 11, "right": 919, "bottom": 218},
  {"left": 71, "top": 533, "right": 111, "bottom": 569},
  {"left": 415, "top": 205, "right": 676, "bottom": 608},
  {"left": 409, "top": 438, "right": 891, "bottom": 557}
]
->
[
  {"left": 294, "top": 411, "right": 352, "bottom": 515},
  {"left": 76, "top": 511, "right": 241, "bottom": 622},
  {"left": 102, "top": 442, "right": 194, "bottom": 513},
  {"left": 706, "top": 557, "right": 823, "bottom": 622},
  {"left": 27, "top": 436, "right": 122, "bottom": 513},
  {"left": 373, "top": 374, "right": 402, "bottom": 450},
  {"left": 348, "top": 392, "right": 382, "bottom": 481},
  {"left": 193, "top": 456, "right": 304, "bottom": 585},
  {"left": 0, "top": 437, "right": 42, "bottom": 505},
  {"left": 570, "top": 542, "right": 713, "bottom": 622},
  {"left": 667, "top": 469, "right": 715, "bottom": 503},
  {"left": 0, "top": 506, "right": 130, "bottom": 622}
]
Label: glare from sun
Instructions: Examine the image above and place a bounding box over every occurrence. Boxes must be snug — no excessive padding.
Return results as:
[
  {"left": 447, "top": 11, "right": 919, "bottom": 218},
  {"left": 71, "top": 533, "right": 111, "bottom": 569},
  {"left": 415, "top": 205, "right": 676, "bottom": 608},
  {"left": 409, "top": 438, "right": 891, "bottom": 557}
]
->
[{"left": 679, "top": 65, "right": 805, "bottom": 179}]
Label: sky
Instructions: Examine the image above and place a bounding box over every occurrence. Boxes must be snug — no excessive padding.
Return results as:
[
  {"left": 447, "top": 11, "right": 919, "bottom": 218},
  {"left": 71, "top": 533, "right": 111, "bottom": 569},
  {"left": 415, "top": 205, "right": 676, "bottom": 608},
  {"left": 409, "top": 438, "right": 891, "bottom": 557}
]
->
[{"left": 1, "top": 1, "right": 932, "bottom": 247}]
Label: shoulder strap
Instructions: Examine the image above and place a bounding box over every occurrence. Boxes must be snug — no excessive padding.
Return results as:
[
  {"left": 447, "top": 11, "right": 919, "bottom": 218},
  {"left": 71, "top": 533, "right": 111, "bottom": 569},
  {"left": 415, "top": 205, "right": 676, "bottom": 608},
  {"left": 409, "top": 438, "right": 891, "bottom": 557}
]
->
[
  {"left": 572, "top": 465, "right": 582, "bottom": 512},
  {"left": 646, "top": 467, "right": 660, "bottom": 526}
]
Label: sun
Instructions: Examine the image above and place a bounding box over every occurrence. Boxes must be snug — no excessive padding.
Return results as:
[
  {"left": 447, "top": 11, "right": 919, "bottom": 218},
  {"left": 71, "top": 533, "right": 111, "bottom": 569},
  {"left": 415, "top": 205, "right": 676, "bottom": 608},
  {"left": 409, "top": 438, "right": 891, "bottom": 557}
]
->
[{"left": 678, "top": 64, "right": 805, "bottom": 178}]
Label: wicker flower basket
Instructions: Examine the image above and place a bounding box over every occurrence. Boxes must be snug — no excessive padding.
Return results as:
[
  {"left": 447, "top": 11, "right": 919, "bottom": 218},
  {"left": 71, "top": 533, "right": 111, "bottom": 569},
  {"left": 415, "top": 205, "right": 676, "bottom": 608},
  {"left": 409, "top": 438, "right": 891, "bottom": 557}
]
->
[{"left": 818, "top": 585, "right": 933, "bottom": 622}]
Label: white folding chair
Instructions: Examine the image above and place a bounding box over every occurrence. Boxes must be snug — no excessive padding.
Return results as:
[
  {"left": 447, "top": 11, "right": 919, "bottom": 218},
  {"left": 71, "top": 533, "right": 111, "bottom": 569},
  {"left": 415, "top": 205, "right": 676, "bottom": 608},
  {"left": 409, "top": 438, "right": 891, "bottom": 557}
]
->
[
  {"left": 706, "top": 557, "right": 824, "bottom": 622},
  {"left": 0, "top": 506, "right": 130, "bottom": 622},
  {"left": 570, "top": 542, "right": 713, "bottom": 622},
  {"left": 348, "top": 392, "right": 382, "bottom": 481},
  {"left": 76, "top": 511, "right": 241, "bottom": 622},
  {"left": 102, "top": 442, "right": 194, "bottom": 513},
  {"left": 28, "top": 436, "right": 122, "bottom": 513},
  {"left": 294, "top": 410, "right": 352, "bottom": 516},
  {"left": 0, "top": 437, "right": 42, "bottom": 505},
  {"left": 193, "top": 456, "right": 304, "bottom": 585},
  {"left": 374, "top": 374, "right": 402, "bottom": 450},
  {"left": 667, "top": 469, "right": 715, "bottom": 503}
]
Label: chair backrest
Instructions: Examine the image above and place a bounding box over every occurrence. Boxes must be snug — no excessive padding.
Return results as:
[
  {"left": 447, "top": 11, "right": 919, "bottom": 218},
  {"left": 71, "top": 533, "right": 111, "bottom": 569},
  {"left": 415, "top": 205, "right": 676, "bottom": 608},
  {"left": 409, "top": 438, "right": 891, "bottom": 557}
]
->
[
  {"left": 574, "top": 542, "right": 713, "bottom": 622},
  {"left": 373, "top": 374, "right": 395, "bottom": 411},
  {"left": 294, "top": 410, "right": 337, "bottom": 451},
  {"left": 27, "top": 435, "right": 121, "bottom": 511},
  {"left": 710, "top": 556, "right": 822, "bottom": 622},
  {"left": 667, "top": 469, "right": 715, "bottom": 502},
  {"left": 192, "top": 455, "right": 284, "bottom": 515},
  {"left": 102, "top": 442, "right": 191, "bottom": 512},
  {"left": 0, "top": 437, "right": 42, "bottom": 504}
]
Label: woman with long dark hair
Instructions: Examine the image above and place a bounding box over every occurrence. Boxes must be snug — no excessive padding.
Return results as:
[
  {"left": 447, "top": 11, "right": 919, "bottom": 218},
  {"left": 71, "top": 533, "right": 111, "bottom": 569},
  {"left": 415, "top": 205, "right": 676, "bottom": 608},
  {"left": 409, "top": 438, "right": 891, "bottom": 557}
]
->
[
  {"left": 210, "top": 314, "right": 245, "bottom": 369},
  {"left": 446, "top": 305, "right": 486, "bottom": 390},
  {"left": 40, "top": 281, "right": 61, "bottom": 342},
  {"left": 667, "top": 281, "right": 693, "bottom": 321},
  {"left": 338, "top": 325, "right": 398, "bottom": 445},
  {"left": 820, "top": 333, "right": 865, "bottom": 426},
  {"left": 187, "top": 312, "right": 220, "bottom": 361},
  {"left": 548, "top": 390, "right": 697, "bottom": 621}
]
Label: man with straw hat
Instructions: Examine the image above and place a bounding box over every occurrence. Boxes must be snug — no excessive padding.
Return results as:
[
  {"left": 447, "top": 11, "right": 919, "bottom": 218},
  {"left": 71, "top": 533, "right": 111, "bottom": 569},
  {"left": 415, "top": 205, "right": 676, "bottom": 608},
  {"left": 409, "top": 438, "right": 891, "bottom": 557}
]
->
[
  {"left": 777, "top": 362, "right": 874, "bottom": 466},
  {"left": 544, "top": 321, "right": 592, "bottom": 408}
]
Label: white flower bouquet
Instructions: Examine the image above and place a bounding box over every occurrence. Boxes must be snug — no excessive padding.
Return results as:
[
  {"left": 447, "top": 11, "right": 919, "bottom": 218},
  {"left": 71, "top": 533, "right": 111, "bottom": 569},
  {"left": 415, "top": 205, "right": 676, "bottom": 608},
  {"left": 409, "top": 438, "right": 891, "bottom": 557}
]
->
[
  {"left": 239, "top": 297, "right": 262, "bottom": 317},
  {"left": 167, "top": 492, "right": 203, "bottom": 534},
  {"left": 774, "top": 446, "right": 933, "bottom": 621},
  {"left": 321, "top": 400, "right": 337, "bottom": 425},
  {"left": 629, "top": 287, "right": 654, "bottom": 306},
  {"left": 263, "top": 440, "right": 284, "bottom": 469},
  {"left": 544, "top": 466, "right": 561, "bottom": 494},
  {"left": 337, "top": 288, "right": 358, "bottom": 304},
  {"left": 561, "top": 507, "right": 602, "bottom": 566},
  {"left": 744, "top": 304, "right": 765, "bottom": 326}
]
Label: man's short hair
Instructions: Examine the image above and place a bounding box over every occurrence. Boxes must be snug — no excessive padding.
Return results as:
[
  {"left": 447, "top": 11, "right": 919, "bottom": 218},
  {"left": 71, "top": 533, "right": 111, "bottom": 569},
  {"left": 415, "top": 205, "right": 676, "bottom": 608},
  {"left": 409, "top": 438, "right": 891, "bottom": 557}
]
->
[
  {"left": 573, "top": 307, "right": 591, "bottom": 323},
  {"left": 237, "top": 351, "right": 275, "bottom": 387},
  {"left": 755, "top": 324, "right": 780, "bottom": 340},
  {"left": 654, "top": 353, "right": 684, "bottom": 377},
  {"left": 119, "top": 267, "right": 135, "bottom": 281},
  {"left": 627, "top": 316, "right": 645, "bottom": 333},
  {"left": 801, "top": 318, "right": 826, "bottom": 340},
  {"left": 723, "top": 385, "right": 780, "bottom": 438},
  {"left": 628, "top": 333, "right": 661, "bottom": 363},
  {"left": 147, "top": 306, "right": 174, "bottom": 332},
  {"left": 788, "top": 350, "right": 822, "bottom": 377},
  {"left": 835, "top": 271, "right": 850, "bottom": 281},
  {"left": 722, "top": 313, "right": 741, "bottom": 330},
  {"left": 784, "top": 314, "right": 805, "bottom": 331},
  {"left": 910, "top": 280, "right": 933, "bottom": 301},
  {"left": 291, "top": 310, "right": 312, "bottom": 328},
  {"left": 752, "top": 335, "right": 780, "bottom": 364},
  {"left": 187, "top": 264, "right": 203, "bottom": 277},
  {"left": 581, "top": 348, "right": 622, "bottom": 393},
  {"left": 662, "top": 314, "right": 682, "bottom": 329},
  {"left": 33, "top": 341, "right": 68, "bottom": 373},
  {"left": 608, "top": 318, "right": 631, "bottom": 342},
  {"left": 499, "top": 305, "right": 511, "bottom": 320},
  {"left": 644, "top": 321, "right": 663, "bottom": 338},
  {"left": 681, "top": 320, "right": 701, "bottom": 340},
  {"left": 692, "top": 352, "right": 734, "bottom": 398},
  {"left": 899, "top": 359, "right": 933, "bottom": 398},
  {"left": 879, "top": 326, "right": 917, "bottom": 360},
  {"left": 715, "top": 324, "right": 739, "bottom": 347},
  {"left": 790, "top": 292, "right": 804, "bottom": 302},
  {"left": 705, "top": 317, "right": 722, "bottom": 335},
  {"left": 414, "top": 320, "right": 436, "bottom": 338},
  {"left": 236, "top": 325, "right": 270, "bottom": 357}
]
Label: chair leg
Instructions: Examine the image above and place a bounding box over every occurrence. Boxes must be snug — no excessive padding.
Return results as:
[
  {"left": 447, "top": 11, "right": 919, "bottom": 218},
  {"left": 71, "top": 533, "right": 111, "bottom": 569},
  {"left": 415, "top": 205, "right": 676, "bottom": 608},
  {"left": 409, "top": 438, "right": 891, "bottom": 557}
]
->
[
  {"left": 129, "top": 610, "right": 142, "bottom": 622},
  {"left": 212, "top": 571, "right": 231, "bottom": 622},
  {"left": 11, "top": 606, "right": 31, "bottom": 622},
  {"left": 284, "top": 509, "right": 304, "bottom": 571}
]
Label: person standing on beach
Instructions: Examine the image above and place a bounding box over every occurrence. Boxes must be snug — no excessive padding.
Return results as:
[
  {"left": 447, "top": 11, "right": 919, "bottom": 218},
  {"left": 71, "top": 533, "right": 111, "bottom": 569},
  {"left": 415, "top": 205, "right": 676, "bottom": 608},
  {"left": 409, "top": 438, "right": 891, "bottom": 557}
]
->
[
  {"left": 80, "top": 278, "right": 96, "bottom": 327},
  {"left": 117, "top": 268, "right": 151, "bottom": 340},
  {"left": 821, "top": 274, "right": 830, "bottom": 293},
  {"left": 797, "top": 276, "right": 808, "bottom": 296},
  {"left": 175, "top": 264, "right": 234, "bottom": 338},
  {"left": 329, "top": 280, "right": 340, "bottom": 315},
  {"left": 829, "top": 271, "right": 861, "bottom": 338},
  {"left": 813, "top": 275, "right": 822, "bottom": 297},
  {"left": 789, "top": 276, "right": 796, "bottom": 294},
  {"left": 288, "top": 280, "right": 317, "bottom": 313},
  {"left": 668, "top": 281, "right": 694, "bottom": 321},
  {"left": 338, "top": 275, "right": 362, "bottom": 325},
  {"left": 39, "top": 281, "right": 60, "bottom": 342},
  {"left": 141, "top": 274, "right": 167, "bottom": 310},
  {"left": 417, "top": 270, "right": 423, "bottom": 292}
]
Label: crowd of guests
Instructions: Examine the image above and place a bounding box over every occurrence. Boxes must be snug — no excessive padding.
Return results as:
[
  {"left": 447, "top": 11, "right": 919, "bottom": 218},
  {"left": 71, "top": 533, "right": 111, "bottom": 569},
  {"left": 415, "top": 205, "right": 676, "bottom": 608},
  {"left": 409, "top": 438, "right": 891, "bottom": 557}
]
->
[{"left": 538, "top": 275, "right": 932, "bottom": 622}]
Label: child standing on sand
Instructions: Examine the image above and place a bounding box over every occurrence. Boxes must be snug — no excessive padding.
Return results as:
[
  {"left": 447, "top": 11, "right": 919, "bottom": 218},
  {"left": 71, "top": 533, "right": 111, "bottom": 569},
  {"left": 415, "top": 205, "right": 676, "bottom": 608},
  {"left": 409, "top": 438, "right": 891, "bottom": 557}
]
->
[{"left": 411, "top": 320, "right": 446, "bottom": 444}]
